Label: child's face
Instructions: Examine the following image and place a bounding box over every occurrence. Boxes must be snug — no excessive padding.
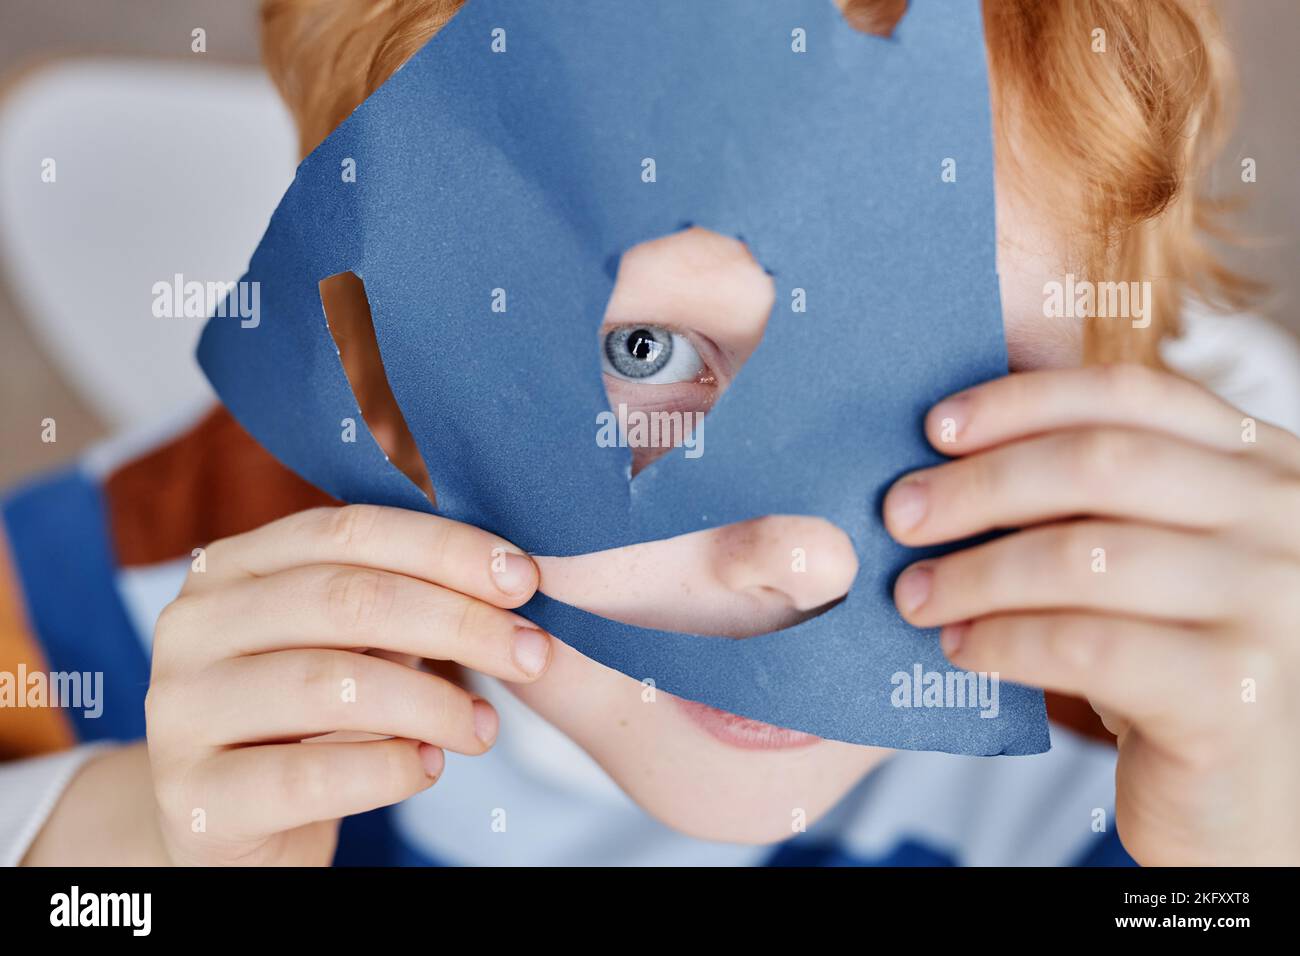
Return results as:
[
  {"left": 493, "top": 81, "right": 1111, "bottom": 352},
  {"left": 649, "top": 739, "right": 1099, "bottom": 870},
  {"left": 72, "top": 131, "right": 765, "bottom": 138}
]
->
[{"left": 496, "top": 177, "right": 1076, "bottom": 843}]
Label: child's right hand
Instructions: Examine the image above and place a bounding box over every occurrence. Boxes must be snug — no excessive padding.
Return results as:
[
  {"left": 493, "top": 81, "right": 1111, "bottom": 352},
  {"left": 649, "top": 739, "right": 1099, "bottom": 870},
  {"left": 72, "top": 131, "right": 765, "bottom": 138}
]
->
[{"left": 145, "top": 505, "right": 552, "bottom": 866}]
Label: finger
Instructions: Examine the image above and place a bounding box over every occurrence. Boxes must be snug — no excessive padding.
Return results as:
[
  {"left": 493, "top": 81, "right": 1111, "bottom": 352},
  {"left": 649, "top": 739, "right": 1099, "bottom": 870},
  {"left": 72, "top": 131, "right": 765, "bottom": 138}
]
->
[
  {"left": 368, "top": 648, "right": 422, "bottom": 670},
  {"left": 186, "top": 504, "right": 539, "bottom": 608},
  {"left": 162, "top": 564, "right": 553, "bottom": 680},
  {"left": 938, "top": 612, "right": 1253, "bottom": 738},
  {"left": 885, "top": 426, "right": 1296, "bottom": 553},
  {"left": 181, "top": 738, "right": 442, "bottom": 841},
  {"left": 894, "top": 519, "right": 1245, "bottom": 627},
  {"left": 926, "top": 365, "right": 1300, "bottom": 470},
  {"left": 188, "top": 649, "right": 498, "bottom": 754},
  {"left": 1091, "top": 703, "right": 1131, "bottom": 738}
]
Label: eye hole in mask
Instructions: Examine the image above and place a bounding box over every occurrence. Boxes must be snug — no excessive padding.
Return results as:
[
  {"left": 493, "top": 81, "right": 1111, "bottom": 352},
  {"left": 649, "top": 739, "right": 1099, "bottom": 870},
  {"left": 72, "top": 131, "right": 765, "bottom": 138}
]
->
[
  {"left": 597, "top": 227, "right": 775, "bottom": 478},
  {"left": 319, "top": 271, "right": 435, "bottom": 503}
]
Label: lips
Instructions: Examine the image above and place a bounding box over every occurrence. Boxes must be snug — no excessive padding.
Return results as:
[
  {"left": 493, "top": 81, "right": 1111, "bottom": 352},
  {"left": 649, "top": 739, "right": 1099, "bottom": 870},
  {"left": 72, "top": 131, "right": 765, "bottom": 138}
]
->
[{"left": 671, "top": 696, "right": 822, "bottom": 750}]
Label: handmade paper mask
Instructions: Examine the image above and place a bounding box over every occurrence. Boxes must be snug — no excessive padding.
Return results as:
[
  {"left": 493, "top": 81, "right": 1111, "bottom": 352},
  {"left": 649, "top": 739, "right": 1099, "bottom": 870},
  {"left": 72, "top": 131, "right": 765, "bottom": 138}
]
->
[{"left": 198, "top": 0, "right": 1050, "bottom": 755}]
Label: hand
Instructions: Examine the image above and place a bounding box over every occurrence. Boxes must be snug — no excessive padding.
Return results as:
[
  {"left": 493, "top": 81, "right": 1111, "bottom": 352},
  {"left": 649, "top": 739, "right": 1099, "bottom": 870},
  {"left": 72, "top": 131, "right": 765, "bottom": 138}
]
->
[
  {"left": 884, "top": 364, "right": 1300, "bottom": 865},
  {"left": 146, "top": 505, "right": 553, "bottom": 866},
  {"left": 23, "top": 742, "right": 171, "bottom": 866}
]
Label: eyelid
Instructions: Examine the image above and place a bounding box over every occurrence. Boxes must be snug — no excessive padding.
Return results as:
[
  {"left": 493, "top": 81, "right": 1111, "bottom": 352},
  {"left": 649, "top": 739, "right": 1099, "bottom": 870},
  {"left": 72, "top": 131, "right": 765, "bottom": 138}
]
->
[{"left": 599, "top": 321, "right": 731, "bottom": 385}]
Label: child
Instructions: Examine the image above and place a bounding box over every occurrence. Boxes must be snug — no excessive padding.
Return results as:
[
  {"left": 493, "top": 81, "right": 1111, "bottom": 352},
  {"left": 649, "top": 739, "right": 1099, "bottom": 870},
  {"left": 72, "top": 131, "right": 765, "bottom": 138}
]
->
[{"left": 4, "top": 0, "right": 1299, "bottom": 866}]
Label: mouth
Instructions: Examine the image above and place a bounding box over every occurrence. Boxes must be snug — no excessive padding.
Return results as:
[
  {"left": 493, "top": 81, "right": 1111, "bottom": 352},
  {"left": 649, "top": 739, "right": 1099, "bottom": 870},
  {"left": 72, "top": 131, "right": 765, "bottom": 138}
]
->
[{"left": 671, "top": 695, "right": 822, "bottom": 751}]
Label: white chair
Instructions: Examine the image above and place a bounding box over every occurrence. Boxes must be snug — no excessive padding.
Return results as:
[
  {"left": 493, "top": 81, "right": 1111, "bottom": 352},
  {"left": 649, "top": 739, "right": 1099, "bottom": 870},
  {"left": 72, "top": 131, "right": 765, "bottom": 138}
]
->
[{"left": 0, "top": 57, "right": 297, "bottom": 429}]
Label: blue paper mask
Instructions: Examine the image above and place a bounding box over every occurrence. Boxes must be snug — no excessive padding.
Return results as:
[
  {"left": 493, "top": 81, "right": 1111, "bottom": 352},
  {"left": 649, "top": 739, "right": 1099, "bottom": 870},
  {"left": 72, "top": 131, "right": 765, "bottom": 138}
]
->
[{"left": 198, "top": 0, "right": 1050, "bottom": 755}]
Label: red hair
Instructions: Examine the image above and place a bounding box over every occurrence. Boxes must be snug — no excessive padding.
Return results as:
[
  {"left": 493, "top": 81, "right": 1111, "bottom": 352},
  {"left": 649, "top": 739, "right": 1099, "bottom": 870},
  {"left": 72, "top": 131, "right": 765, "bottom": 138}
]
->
[{"left": 261, "top": 0, "right": 1256, "bottom": 365}]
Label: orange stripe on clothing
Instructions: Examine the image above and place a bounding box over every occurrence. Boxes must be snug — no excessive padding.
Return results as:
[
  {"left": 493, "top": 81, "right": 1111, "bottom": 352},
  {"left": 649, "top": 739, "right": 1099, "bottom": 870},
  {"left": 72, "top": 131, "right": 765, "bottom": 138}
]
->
[{"left": 0, "top": 525, "right": 75, "bottom": 759}]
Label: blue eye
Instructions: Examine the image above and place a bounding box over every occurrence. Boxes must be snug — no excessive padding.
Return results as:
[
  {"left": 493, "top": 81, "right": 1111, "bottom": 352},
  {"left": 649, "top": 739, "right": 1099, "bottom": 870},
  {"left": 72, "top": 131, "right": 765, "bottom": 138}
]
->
[{"left": 602, "top": 325, "right": 704, "bottom": 384}]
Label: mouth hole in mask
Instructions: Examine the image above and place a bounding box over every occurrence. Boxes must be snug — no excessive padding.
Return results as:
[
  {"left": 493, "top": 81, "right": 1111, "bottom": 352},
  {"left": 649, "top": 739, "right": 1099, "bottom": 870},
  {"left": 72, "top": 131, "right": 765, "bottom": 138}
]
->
[
  {"left": 838, "top": 0, "right": 909, "bottom": 37},
  {"left": 319, "top": 271, "right": 435, "bottom": 504},
  {"left": 598, "top": 227, "right": 775, "bottom": 478}
]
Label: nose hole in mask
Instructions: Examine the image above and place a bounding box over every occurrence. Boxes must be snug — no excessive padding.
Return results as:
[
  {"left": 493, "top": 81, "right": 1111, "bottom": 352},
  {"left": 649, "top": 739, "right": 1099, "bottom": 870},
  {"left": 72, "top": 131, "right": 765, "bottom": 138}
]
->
[
  {"left": 536, "top": 516, "right": 857, "bottom": 639},
  {"left": 319, "top": 271, "right": 435, "bottom": 504}
]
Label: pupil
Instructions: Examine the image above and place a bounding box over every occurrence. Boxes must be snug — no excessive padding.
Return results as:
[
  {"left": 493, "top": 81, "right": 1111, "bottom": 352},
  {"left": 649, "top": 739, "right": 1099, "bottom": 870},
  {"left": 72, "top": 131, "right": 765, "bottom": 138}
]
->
[{"left": 627, "top": 329, "right": 660, "bottom": 362}]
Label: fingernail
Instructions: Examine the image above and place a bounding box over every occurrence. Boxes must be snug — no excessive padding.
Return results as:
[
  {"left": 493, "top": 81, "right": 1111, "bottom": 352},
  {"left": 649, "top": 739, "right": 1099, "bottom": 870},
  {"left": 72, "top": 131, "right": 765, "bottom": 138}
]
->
[
  {"left": 896, "top": 565, "right": 933, "bottom": 614},
  {"left": 941, "top": 622, "right": 969, "bottom": 658},
  {"left": 931, "top": 393, "right": 972, "bottom": 443},
  {"left": 472, "top": 698, "right": 499, "bottom": 746},
  {"left": 885, "top": 478, "right": 929, "bottom": 533},
  {"left": 492, "top": 550, "right": 536, "bottom": 597},
  {"left": 511, "top": 625, "right": 552, "bottom": 678},
  {"left": 418, "top": 743, "right": 444, "bottom": 779}
]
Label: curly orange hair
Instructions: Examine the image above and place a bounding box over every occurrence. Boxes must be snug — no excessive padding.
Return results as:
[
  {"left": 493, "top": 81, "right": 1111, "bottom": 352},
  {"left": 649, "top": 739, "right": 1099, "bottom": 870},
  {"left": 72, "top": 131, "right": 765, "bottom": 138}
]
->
[{"left": 261, "top": 0, "right": 1255, "bottom": 366}]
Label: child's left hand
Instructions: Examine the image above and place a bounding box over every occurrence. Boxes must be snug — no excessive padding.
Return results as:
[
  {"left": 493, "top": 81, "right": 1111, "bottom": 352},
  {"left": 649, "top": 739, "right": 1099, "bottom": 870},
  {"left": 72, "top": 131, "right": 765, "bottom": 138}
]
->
[{"left": 883, "top": 363, "right": 1300, "bottom": 865}]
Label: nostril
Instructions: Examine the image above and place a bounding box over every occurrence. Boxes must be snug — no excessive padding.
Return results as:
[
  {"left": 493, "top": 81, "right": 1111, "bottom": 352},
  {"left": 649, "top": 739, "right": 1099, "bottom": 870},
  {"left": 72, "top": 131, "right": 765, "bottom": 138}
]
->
[
  {"left": 716, "top": 515, "right": 858, "bottom": 614},
  {"left": 741, "top": 583, "right": 798, "bottom": 608}
]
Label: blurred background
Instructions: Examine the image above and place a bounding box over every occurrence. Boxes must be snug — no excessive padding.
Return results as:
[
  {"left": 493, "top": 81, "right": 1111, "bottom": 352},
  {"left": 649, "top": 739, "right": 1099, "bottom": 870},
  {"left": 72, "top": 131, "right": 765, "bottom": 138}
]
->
[{"left": 0, "top": 0, "right": 1297, "bottom": 486}]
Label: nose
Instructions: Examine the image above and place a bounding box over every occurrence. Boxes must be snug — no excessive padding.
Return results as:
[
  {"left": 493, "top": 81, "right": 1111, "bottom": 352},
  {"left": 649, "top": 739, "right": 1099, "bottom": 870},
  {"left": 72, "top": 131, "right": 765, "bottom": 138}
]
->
[
  {"left": 709, "top": 515, "right": 858, "bottom": 616},
  {"left": 535, "top": 515, "right": 857, "bottom": 638}
]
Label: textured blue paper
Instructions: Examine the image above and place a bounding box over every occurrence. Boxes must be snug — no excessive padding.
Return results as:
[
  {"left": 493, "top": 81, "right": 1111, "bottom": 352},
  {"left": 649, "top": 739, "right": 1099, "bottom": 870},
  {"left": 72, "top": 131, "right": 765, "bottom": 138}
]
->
[{"left": 198, "top": 0, "right": 1050, "bottom": 755}]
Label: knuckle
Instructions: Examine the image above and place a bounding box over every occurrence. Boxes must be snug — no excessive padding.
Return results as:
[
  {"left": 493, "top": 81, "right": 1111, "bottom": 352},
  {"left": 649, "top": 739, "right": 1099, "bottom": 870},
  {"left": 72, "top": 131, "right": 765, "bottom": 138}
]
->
[
  {"left": 380, "top": 740, "right": 422, "bottom": 794},
  {"left": 153, "top": 595, "right": 195, "bottom": 642},
  {"left": 969, "top": 617, "right": 1019, "bottom": 670},
  {"left": 417, "top": 679, "right": 471, "bottom": 742},
  {"left": 143, "top": 683, "right": 170, "bottom": 731},
  {"left": 323, "top": 567, "right": 395, "bottom": 634},
  {"left": 962, "top": 541, "right": 1009, "bottom": 603},
  {"left": 150, "top": 597, "right": 202, "bottom": 676},
  {"left": 995, "top": 374, "right": 1034, "bottom": 417},
  {"left": 184, "top": 539, "right": 227, "bottom": 588},
  {"left": 450, "top": 597, "right": 490, "bottom": 644},
  {"left": 960, "top": 452, "right": 1003, "bottom": 509},
  {"left": 286, "top": 506, "right": 332, "bottom": 539},
  {"left": 1240, "top": 560, "right": 1300, "bottom": 629},
  {"left": 144, "top": 676, "right": 207, "bottom": 752},
  {"left": 1048, "top": 522, "right": 1097, "bottom": 578},
  {"left": 289, "top": 650, "right": 349, "bottom": 700},
  {"left": 196, "top": 536, "right": 225, "bottom": 566},
  {"left": 1044, "top": 616, "right": 1099, "bottom": 673},
  {"left": 1092, "top": 362, "right": 1158, "bottom": 407},
  {"left": 1071, "top": 429, "right": 1137, "bottom": 493},
  {"left": 427, "top": 592, "right": 482, "bottom": 657},
  {"left": 277, "top": 751, "right": 331, "bottom": 807},
  {"left": 323, "top": 504, "right": 382, "bottom": 557},
  {"left": 424, "top": 519, "right": 456, "bottom": 575},
  {"left": 423, "top": 680, "right": 466, "bottom": 734}
]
